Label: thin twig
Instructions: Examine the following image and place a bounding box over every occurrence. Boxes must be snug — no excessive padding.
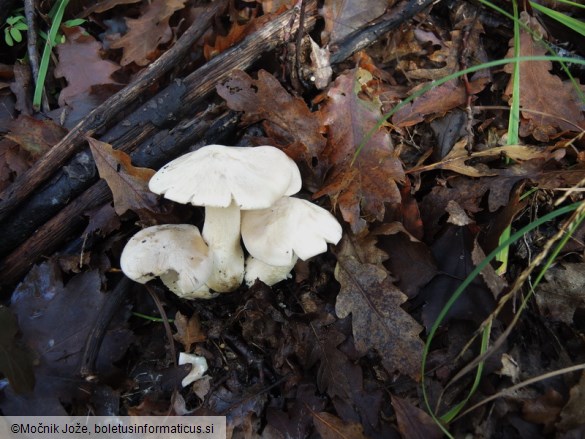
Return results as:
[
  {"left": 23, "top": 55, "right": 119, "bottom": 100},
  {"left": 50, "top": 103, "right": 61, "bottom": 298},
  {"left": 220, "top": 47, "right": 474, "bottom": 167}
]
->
[
  {"left": 24, "top": 0, "right": 49, "bottom": 112},
  {"left": 146, "top": 285, "right": 177, "bottom": 366},
  {"left": 80, "top": 276, "right": 131, "bottom": 379}
]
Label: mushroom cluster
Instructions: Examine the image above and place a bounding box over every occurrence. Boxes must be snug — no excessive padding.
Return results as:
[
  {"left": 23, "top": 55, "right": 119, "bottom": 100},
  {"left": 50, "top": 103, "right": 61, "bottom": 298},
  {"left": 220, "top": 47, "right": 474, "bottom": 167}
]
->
[{"left": 120, "top": 145, "right": 342, "bottom": 298}]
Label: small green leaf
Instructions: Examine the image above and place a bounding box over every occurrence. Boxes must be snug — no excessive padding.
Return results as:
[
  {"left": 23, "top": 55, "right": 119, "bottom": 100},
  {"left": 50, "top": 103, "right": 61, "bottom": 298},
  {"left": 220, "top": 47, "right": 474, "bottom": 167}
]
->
[
  {"left": 64, "top": 18, "right": 86, "bottom": 27},
  {"left": 5, "top": 28, "right": 14, "bottom": 46},
  {"left": 10, "top": 28, "right": 22, "bottom": 43},
  {"left": 14, "top": 22, "right": 28, "bottom": 31}
]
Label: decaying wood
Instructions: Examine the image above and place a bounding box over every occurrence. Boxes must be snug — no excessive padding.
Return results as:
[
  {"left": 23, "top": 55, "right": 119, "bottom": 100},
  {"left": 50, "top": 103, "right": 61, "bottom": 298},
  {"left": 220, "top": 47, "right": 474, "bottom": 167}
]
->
[{"left": 0, "top": 0, "right": 226, "bottom": 223}]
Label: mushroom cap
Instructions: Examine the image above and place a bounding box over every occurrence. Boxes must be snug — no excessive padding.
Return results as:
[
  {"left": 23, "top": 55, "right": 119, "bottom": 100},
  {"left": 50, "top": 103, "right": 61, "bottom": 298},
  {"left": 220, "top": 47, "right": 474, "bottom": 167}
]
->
[
  {"left": 241, "top": 197, "right": 342, "bottom": 266},
  {"left": 120, "top": 224, "right": 213, "bottom": 298},
  {"left": 148, "top": 145, "right": 302, "bottom": 209}
]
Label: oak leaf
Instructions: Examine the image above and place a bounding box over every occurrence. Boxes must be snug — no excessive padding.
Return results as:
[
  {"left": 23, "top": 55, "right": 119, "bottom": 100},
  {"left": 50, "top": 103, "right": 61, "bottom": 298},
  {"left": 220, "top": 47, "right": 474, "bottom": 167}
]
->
[
  {"left": 321, "top": 0, "right": 387, "bottom": 45},
  {"left": 109, "top": 0, "right": 187, "bottom": 66},
  {"left": 312, "top": 412, "right": 368, "bottom": 439},
  {"left": 87, "top": 137, "right": 159, "bottom": 222},
  {"left": 408, "top": 140, "right": 558, "bottom": 177},
  {"left": 314, "top": 67, "right": 404, "bottom": 232},
  {"left": 334, "top": 255, "right": 424, "bottom": 380},
  {"left": 216, "top": 69, "right": 326, "bottom": 167},
  {"left": 55, "top": 26, "right": 120, "bottom": 108},
  {"left": 173, "top": 312, "right": 206, "bottom": 352},
  {"left": 504, "top": 12, "right": 585, "bottom": 141}
]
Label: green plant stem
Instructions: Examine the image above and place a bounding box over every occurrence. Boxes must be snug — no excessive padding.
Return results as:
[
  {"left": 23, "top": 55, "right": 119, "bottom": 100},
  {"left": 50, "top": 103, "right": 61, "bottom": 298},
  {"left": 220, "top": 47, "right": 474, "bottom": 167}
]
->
[
  {"left": 421, "top": 201, "right": 581, "bottom": 434},
  {"left": 33, "top": 0, "right": 68, "bottom": 111}
]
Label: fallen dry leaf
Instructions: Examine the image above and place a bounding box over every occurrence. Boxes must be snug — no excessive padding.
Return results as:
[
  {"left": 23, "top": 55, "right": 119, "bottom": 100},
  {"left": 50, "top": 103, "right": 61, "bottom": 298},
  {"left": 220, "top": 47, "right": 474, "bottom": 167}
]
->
[
  {"left": 2, "top": 262, "right": 132, "bottom": 415},
  {"left": 312, "top": 411, "right": 368, "bottom": 439},
  {"left": 0, "top": 306, "right": 35, "bottom": 394},
  {"left": 391, "top": 395, "right": 443, "bottom": 439},
  {"left": 314, "top": 67, "right": 404, "bottom": 232},
  {"left": 55, "top": 26, "right": 120, "bottom": 108},
  {"left": 334, "top": 255, "right": 424, "bottom": 380},
  {"left": 535, "top": 263, "right": 585, "bottom": 324},
  {"left": 87, "top": 137, "right": 160, "bottom": 222},
  {"left": 4, "top": 115, "right": 68, "bottom": 158},
  {"left": 557, "top": 371, "right": 585, "bottom": 433},
  {"left": 321, "top": 0, "right": 388, "bottom": 45},
  {"left": 173, "top": 312, "right": 206, "bottom": 352},
  {"left": 109, "top": 0, "right": 187, "bottom": 66},
  {"left": 216, "top": 69, "right": 326, "bottom": 169},
  {"left": 504, "top": 12, "right": 585, "bottom": 141},
  {"left": 408, "top": 140, "right": 558, "bottom": 177},
  {"left": 392, "top": 78, "right": 489, "bottom": 127}
]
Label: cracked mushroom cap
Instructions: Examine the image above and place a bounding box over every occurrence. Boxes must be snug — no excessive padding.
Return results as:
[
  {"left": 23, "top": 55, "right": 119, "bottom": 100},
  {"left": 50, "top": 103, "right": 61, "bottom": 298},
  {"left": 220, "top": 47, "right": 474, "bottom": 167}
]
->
[
  {"left": 241, "top": 197, "right": 342, "bottom": 266},
  {"left": 148, "top": 145, "right": 302, "bottom": 208},
  {"left": 120, "top": 224, "right": 213, "bottom": 299}
]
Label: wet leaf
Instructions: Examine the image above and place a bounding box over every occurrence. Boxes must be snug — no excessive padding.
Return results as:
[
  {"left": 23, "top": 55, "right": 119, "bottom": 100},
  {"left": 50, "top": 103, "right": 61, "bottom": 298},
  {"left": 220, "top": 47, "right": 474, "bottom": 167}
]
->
[
  {"left": 87, "top": 137, "right": 160, "bottom": 221},
  {"left": 109, "top": 0, "right": 187, "bottom": 66},
  {"left": 55, "top": 26, "right": 120, "bottom": 108},
  {"left": 334, "top": 255, "right": 424, "bottom": 379},
  {"left": 391, "top": 395, "right": 443, "bottom": 439},
  {"left": 217, "top": 69, "right": 326, "bottom": 167},
  {"left": 0, "top": 306, "right": 35, "bottom": 394},
  {"left": 2, "top": 262, "right": 132, "bottom": 414},
  {"left": 4, "top": 116, "right": 68, "bottom": 158},
  {"left": 535, "top": 263, "right": 585, "bottom": 324},
  {"left": 321, "top": 0, "right": 387, "bottom": 45},
  {"left": 314, "top": 67, "right": 404, "bottom": 232},
  {"left": 312, "top": 411, "right": 368, "bottom": 439},
  {"left": 419, "top": 226, "right": 496, "bottom": 329}
]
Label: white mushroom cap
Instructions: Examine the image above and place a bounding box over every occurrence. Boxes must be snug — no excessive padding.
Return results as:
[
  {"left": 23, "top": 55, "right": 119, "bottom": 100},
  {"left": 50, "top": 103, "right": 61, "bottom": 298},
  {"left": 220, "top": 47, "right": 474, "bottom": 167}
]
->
[
  {"left": 148, "top": 145, "right": 302, "bottom": 208},
  {"left": 241, "top": 197, "right": 342, "bottom": 266},
  {"left": 120, "top": 224, "right": 214, "bottom": 299},
  {"left": 147, "top": 145, "right": 303, "bottom": 293}
]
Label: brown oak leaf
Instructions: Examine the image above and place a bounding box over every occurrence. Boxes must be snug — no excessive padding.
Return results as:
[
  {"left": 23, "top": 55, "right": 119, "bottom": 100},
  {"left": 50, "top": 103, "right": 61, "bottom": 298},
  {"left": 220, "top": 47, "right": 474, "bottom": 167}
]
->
[
  {"left": 109, "top": 0, "right": 187, "bottom": 66},
  {"left": 334, "top": 255, "right": 424, "bottom": 380},
  {"left": 504, "top": 12, "right": 585, "bottom": 141},
  {"left": 314, "top": 67, "right": 404, "bottom": 232},
  {"left": 87, "top": 137, "right": 159, "bottom": 221},
  {"left": 55, "top": 26, "right": 120, "bottom": 107},
  {"left": 216, "top": 69, "right": 326, "bottom": 170},
  {"left": 173, "top": 312, "right": 206, "bottom": 352}
]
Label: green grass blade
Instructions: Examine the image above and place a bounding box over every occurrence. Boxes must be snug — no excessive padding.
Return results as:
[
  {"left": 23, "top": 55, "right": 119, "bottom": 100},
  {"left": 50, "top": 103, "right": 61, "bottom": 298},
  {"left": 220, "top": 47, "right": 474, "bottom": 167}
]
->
[
  {"left": 421, "top": 201, "right": 581, "bottom": 433},
  {"left": 33, "top": 0, "right": 69, "bottom": 111},
  {"left": 531, "top": 2, "right": 585, "bottom": 37}
]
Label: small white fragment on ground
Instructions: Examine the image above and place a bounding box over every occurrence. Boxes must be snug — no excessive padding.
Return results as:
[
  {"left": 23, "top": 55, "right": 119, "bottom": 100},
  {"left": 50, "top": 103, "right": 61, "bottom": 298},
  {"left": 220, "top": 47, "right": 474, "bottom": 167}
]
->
[
  {"left": 178, "top": 352, "right": 208, "bottom": 388},
  {"left": 309, "top": 36, "right": 332, "bottom": 90}
]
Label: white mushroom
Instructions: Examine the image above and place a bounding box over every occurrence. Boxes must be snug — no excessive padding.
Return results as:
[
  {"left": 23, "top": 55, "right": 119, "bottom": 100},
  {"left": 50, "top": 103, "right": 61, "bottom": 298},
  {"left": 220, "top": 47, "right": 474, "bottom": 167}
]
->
[
  {"left": 241, "top": 197, "right": 342, "bottom": 286},
  {"left": 120, "top": 224, "right": 215, "bottom": 299},
  {"left": 148, "top": 145, "right": 302, "bottom": 292},
  {"left": 178, "top": 352, "right": 208, "bottom": 387}
]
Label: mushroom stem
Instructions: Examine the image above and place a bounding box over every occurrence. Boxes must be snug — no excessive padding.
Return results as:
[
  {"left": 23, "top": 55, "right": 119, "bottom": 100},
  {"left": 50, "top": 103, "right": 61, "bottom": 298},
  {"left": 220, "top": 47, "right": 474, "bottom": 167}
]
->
[
  {"left": 244, "top": 255, "right": 298, "bottom": 286},
  {"left": 202, "top": 202, "right": 244, "bottom": 292}
]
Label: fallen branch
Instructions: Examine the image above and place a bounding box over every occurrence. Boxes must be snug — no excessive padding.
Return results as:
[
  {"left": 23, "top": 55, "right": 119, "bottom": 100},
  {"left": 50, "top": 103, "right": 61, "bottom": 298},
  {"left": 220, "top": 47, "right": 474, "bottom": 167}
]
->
[
  {"left": 0, "top": 0, "right": 319, "bottom": 259},
  {"left": 0, "top": 0, "right": 226, "bottom": 223}
]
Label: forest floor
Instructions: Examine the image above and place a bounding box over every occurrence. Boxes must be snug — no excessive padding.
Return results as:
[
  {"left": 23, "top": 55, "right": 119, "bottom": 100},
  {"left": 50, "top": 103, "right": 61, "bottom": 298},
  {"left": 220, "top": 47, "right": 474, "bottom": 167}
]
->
[{"left": 1, "top": 0, "right": 585, "bottom": 437}]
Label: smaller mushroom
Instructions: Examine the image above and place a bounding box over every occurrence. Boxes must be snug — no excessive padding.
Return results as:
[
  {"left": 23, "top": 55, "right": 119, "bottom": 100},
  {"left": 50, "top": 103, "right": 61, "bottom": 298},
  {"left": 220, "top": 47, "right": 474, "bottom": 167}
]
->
[
  {"left": 241, "top": 197, "right": 342, "bottom": 286},
  {"left": 120, "top": 224, "right": 215, "bottom": 299},
  {"left": 178, "top": 352, "right": 208, "bottom": 387}
]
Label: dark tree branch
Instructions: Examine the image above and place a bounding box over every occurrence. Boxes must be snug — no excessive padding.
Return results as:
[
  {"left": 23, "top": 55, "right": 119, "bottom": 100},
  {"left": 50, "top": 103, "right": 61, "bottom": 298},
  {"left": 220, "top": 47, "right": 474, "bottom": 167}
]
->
[{"left": 0, "top": 0, "right": 227, "bottom": 222}]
